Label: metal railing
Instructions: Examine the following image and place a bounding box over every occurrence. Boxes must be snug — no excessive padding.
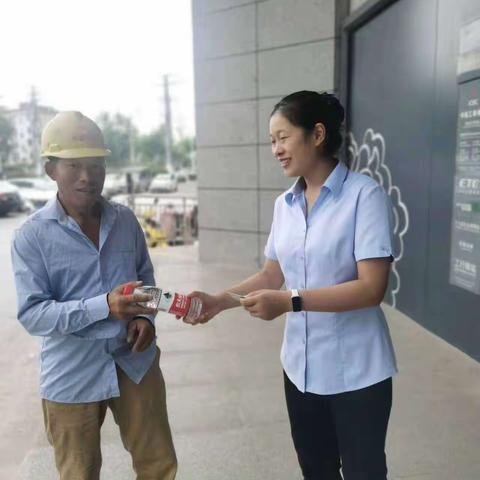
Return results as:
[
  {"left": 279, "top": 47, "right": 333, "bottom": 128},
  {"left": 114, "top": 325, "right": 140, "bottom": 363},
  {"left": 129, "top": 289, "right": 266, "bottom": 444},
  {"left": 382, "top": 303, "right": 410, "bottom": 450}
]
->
[{"left": 113, "top": 193, "right": 198, "bottom": 247}]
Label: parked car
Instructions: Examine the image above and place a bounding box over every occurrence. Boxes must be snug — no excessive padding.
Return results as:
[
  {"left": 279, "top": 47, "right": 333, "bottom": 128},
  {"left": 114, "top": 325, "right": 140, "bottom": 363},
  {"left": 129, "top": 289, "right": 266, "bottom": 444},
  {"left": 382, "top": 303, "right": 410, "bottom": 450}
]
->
[
  {"left": 149, "top": 173, "right": 178, "bottom": 193},
  {"left": 103, "top": 172, "right": 127, "bottom": 198},
  {"left": 0, "top": 180, "right": 25, "bottom": 216},
  {"left": 133, "top": 170, "right": 153, "bottom": 192},
  {"left": 174, "top": 169, "right": 188, "bottom": 183},
  {"left": 9, "top": 177, "right": 57, "bottom": 210},
  {"left": 188, "top": 169, "right": 197, "bottom": 181}
]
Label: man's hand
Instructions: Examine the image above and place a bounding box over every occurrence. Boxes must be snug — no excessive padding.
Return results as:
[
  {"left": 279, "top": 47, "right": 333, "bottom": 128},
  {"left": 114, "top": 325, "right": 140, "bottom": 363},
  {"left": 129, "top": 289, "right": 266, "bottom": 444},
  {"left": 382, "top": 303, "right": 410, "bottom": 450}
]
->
[
  {"left": 107, "top": 281, "right": 157, "bottom": 322},
  {"left": 127, "top": 318, "right": 156, "bottom": 353},
  {"left": 180, "top": 291, "right": 224, "bottom": 325},
  {"left": 240, "top": 290, "right": 291, "bottom": 321}
]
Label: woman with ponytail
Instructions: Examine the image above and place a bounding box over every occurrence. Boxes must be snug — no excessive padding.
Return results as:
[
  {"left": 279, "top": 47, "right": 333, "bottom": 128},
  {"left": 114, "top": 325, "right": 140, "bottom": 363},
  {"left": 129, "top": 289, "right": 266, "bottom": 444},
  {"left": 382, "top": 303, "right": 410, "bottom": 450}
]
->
[{"left": 185, "top": 91, "right": 397, "bottom": 480}]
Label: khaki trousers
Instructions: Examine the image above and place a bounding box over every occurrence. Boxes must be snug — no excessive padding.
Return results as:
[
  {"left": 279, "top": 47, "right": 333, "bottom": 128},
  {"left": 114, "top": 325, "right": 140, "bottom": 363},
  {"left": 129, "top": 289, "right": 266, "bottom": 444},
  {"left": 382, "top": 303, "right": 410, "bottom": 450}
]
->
[{"left": 42, "top": 348, "right": 177, "bottom": 480}]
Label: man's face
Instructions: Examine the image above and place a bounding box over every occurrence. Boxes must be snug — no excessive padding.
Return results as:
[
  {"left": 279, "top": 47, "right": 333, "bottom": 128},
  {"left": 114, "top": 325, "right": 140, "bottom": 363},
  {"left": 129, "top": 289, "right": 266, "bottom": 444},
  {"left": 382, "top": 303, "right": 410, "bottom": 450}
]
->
[{"left": 46, "top": 157, "right": 106, "bottom": 211}]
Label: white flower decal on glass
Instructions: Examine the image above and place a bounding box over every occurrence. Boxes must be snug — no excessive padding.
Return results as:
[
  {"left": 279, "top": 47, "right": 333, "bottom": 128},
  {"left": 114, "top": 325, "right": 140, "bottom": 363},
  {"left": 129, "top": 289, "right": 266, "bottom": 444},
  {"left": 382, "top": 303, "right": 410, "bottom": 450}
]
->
[{"left": 348, "top": 129, "right": 409, "bottom": 308}]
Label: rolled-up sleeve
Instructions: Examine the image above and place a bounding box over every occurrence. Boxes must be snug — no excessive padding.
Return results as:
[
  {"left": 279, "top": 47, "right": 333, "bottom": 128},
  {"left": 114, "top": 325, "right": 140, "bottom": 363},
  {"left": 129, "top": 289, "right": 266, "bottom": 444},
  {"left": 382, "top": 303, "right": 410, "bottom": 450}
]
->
[
  {"left": 354, "top": 184, "right": 394, "bottom": 262},
  {"left": 11, "top": 226, "right": 111, "bottom": 337}
]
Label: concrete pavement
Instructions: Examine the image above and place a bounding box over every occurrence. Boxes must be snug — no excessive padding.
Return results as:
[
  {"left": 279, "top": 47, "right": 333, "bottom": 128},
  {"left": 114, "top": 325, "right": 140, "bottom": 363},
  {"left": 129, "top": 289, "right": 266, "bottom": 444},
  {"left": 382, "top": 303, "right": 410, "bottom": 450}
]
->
[{"left": 17, "top": 244, "right": 480, "bottom": 479}]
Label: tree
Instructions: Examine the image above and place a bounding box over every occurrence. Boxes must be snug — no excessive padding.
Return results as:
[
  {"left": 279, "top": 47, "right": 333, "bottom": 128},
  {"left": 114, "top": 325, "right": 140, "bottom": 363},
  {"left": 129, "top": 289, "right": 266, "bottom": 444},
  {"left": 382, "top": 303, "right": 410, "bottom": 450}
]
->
[
  {"left": 135, "top": 126, "right": 167, "bottom": 170},
  {"left": 0, "top": 110, "right": 13, "bottom": 174},
  {"left": 94, "top": 113, "right": 195, "bottom": 175},
  {"left": 172, "top": 136, "right": 195, "bottom": 169},
  {"left": 96, "top": 112, "right": 136, "bottom": 169},
  {"left": 135, "top": 130, "right": 195, "bottom": 173}
]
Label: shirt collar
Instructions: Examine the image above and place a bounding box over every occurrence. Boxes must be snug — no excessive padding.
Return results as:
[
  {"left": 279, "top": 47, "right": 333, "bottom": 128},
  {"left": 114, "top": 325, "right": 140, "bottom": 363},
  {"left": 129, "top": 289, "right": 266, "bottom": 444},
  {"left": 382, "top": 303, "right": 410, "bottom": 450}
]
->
[
  {"left": 324, "top": 160, "right": 349, "bottom": 197},
  {"left": 285, "top": 177, "right": 306, "bottom": 205},
  {"left": 36, "top": 195, "right": 66, "bottom": 221},
  {"left": 284, "top": 161, "right": 349, "bottom": 206},
  {"left": 37, "top": 195, "right": 116, "bottom": 225}
]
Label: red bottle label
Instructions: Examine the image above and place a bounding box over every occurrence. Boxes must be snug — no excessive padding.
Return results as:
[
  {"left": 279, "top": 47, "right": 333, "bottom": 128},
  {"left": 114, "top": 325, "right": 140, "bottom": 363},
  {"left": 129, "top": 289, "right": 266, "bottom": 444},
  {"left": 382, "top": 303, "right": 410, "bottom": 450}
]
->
[{"left": 167, "top": 293, "right": 191, "bottom": 317}]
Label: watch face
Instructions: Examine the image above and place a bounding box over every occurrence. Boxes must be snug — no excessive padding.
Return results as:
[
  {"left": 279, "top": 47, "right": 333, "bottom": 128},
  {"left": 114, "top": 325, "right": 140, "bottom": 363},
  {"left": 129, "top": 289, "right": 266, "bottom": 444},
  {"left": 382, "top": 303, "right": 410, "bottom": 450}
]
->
[{"left": 292, "top": 296, "right": 302, "bottom": 312}]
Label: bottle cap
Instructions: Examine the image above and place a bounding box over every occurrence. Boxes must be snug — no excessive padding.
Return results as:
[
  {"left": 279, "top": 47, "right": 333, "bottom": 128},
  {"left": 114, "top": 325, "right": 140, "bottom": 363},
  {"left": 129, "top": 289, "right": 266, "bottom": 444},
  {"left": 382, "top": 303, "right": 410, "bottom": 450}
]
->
[{"left": 122, "top": 285, "right": 134, "bottom": 295}]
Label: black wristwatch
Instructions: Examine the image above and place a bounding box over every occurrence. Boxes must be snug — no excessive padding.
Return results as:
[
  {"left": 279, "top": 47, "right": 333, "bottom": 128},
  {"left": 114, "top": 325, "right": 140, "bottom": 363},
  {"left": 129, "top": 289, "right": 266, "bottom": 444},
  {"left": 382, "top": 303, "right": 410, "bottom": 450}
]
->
[{"left": 291, "top": 289, "right": 302, "bottom": 312}]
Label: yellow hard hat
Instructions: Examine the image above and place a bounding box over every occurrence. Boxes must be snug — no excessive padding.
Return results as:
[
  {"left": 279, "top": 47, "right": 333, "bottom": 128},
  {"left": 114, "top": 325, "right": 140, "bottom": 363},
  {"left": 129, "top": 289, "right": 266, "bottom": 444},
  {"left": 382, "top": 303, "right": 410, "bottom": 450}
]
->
[{"left": 41, "top": 111, "right": 111, "bottom": 159}]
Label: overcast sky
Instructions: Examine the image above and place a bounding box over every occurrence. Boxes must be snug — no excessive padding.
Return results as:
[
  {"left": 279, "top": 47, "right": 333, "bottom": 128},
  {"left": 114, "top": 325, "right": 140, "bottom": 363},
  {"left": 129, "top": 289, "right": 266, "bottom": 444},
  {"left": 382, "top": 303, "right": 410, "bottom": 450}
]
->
[{"left": 0, "top": 0, "right": 195, "bottom": 136}]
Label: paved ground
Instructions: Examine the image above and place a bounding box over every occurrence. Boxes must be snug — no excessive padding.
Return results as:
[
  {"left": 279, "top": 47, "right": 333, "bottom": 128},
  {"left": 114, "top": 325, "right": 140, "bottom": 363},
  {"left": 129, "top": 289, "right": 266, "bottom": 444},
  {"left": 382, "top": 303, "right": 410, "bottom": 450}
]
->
[{"left": 3, "top": 241, "right": 479, "bottom": 479}]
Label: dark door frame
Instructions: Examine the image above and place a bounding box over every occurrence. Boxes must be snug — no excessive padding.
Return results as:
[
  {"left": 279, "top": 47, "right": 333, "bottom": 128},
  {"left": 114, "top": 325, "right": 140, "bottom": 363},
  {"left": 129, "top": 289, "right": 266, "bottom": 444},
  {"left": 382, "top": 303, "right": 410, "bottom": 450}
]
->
[{"left": 339, "top": 0, "right": 400, "bottom": 163}]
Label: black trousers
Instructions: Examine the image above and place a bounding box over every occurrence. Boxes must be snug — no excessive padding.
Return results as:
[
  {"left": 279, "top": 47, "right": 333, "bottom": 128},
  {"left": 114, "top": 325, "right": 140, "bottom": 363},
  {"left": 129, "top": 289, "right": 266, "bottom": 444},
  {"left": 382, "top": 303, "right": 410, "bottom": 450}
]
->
[{"left": 284, "top": 372, "right": 392, "bottom": 480}]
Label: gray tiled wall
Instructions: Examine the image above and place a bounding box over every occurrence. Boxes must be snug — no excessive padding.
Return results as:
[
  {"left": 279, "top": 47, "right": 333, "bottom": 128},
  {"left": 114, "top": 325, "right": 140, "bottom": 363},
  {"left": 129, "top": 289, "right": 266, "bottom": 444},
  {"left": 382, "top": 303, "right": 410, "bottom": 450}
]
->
[
  {"left": 193, "top": 0, "right": 337, "bottom": 266},
  {"left": 350, "top": 0, "right": 371, "bottom": 12}
]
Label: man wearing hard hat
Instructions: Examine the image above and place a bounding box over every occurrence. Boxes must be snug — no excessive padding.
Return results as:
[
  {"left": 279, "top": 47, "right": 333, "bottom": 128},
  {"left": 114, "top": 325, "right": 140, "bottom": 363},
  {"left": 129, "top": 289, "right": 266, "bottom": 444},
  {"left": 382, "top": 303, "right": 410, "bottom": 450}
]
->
[{"left": 11, "top": 112, "right": 177, "bottom": 480}]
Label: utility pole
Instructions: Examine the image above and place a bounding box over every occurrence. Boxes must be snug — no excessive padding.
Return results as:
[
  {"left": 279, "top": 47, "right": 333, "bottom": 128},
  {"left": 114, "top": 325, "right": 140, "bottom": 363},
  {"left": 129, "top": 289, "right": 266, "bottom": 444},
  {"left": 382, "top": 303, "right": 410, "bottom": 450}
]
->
[
  {"left": 163, "top": 74, "right": 174, "bottom": 173},
  {"left": 0, "top": 140, "right": 3, "bottom": 179},
  {"left": 128, "top": 120, "right": 136, "bottom": 164},
  {"left": 0, "top": 94, "right": 3, "bottom": 178},
  {"left": 29, "top": 86, "right": 41, "bottom": 176}
]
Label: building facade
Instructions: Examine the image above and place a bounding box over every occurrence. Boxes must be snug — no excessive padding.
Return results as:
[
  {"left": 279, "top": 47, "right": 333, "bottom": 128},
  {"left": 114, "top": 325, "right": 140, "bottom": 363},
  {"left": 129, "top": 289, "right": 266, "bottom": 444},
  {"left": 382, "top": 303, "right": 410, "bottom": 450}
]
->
[
  {"left": 192, "top": 0, "right": 480, "bottom": 362},
  {"left": 5, "top": 95, "right": 56, "bottom": 176},
  {"left": 193, "top": 0, "right": 348, "bottom": 266}
]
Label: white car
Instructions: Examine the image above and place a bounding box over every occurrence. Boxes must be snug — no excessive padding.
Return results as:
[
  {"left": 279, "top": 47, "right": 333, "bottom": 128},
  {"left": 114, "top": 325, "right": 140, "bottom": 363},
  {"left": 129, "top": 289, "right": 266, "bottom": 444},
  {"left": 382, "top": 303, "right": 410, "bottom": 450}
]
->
[
  {"left": 103, "top": 172, "right": 127, "bottom": 198},
  {"left": 174, "top": 169, "right": 189, "bottom": 183},
  {"left": 149, "top": 173, "right": 178, "bottom": 193},
  {"left": 9, "top": 177, "right": 57, "bottom": 210},
  {"left": 0, "top": 180, "right": 24, "bottom": 215}
]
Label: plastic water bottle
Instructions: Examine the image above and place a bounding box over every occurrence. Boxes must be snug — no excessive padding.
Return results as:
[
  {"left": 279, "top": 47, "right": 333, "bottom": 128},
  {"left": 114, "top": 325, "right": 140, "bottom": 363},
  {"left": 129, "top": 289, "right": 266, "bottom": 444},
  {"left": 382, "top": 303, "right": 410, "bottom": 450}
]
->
[{"left": 122, "top": 285, "right": 202, "bottom": 321}]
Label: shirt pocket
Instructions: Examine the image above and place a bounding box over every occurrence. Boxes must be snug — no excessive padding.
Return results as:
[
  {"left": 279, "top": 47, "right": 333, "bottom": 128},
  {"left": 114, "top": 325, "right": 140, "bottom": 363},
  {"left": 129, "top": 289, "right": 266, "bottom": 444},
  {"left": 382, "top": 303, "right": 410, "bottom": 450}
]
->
[{"left": 108, "top": 250, "right": 137, "bottom": 285}]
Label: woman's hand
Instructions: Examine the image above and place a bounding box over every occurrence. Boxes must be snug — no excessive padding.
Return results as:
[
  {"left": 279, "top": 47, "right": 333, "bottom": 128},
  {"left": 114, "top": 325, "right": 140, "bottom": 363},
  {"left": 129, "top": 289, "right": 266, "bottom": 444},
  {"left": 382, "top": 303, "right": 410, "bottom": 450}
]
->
[
  {"left": 240, "top": 290, "right": 291, "bottom": 321},
  {"left": 181, "top": 291, "right": 225, "bottom": 325}
]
